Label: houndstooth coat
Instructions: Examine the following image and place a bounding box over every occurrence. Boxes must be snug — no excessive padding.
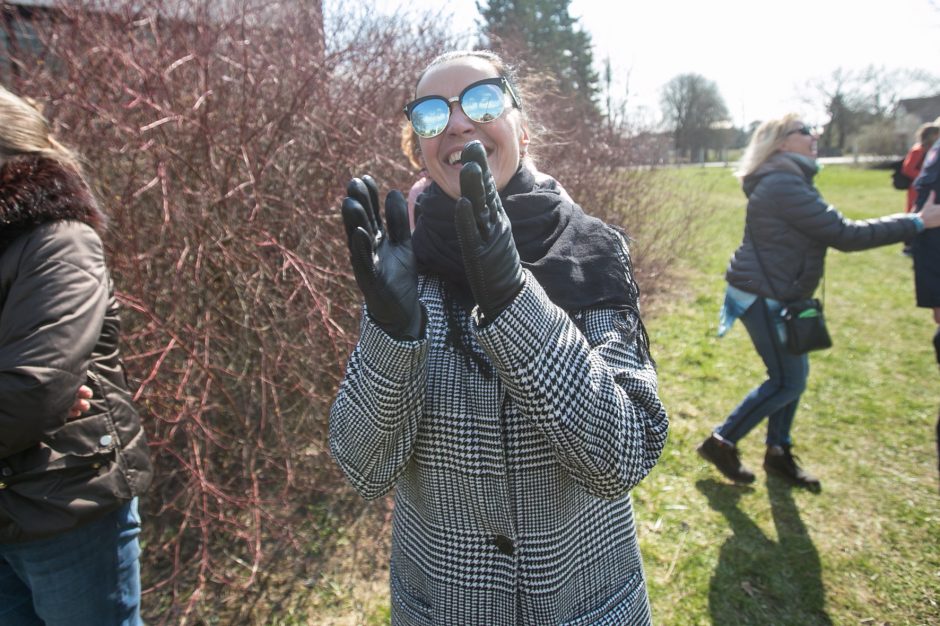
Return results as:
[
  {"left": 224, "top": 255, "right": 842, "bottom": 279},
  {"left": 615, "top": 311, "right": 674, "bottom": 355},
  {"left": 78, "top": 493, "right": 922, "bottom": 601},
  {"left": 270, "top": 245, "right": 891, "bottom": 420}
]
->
[{"left": 330, "top": 254, "right": 669, "bottom": 625}]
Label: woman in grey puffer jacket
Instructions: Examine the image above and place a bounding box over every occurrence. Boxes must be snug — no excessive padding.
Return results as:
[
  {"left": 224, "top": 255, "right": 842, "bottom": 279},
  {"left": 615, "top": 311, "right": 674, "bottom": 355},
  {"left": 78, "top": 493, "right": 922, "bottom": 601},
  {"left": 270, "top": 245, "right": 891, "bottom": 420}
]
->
[{"left": 697, "top": 113, "right": 940, "bottom": 491}]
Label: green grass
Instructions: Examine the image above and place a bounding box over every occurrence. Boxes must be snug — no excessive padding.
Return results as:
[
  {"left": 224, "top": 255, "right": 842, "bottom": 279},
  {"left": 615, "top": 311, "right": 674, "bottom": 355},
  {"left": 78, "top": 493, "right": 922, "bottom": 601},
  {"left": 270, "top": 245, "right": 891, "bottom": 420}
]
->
[
  {"left": 306, "top": 165, "right": 939, "bottom": 625},
  {"left": 638, "top": 164, "right": 940, "bottom": 626}
]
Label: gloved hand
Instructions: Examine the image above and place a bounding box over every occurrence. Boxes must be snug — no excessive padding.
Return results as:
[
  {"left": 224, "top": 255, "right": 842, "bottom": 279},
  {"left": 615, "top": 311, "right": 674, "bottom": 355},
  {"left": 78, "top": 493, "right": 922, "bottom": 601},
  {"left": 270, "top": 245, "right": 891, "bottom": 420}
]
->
[
  {"left": 341, "top": 175, "right": 422, "bottom": 339},
  {"left": 454, "top": 141, "right": 524, "bottom": 322}
]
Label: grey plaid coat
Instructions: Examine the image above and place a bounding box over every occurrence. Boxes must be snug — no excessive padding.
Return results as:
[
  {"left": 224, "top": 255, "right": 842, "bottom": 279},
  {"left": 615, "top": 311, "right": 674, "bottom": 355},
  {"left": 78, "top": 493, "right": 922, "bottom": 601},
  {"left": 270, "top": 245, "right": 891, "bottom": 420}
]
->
[{"left": 330, "top": 261, "right": 668, "bottom": 625}]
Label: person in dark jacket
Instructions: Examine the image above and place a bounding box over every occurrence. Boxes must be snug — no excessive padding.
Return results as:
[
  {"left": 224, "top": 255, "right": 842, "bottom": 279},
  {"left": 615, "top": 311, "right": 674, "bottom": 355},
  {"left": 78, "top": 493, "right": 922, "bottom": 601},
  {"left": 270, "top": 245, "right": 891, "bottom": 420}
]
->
[
  {"left": 911, "top": 119, "right": 940, "bottom": 362},
  {"left": 0, "top": 85, "right": 152, "bottom": 625},
  {"left": 698, "top": 113, "right": 940, "bottom": 492},
  {"left": 331, "top": 50, "right": 667, "bottom": 625},
  {"left": 909, "top": 117, "right": 940, "bottom": 487}
]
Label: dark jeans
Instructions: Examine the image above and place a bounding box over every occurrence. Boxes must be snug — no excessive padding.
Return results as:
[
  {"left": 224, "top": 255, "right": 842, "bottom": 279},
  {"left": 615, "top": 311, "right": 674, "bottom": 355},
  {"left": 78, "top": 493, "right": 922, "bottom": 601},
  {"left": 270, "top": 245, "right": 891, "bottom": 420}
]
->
[
  {"left": 0, "top": 498, "right": 142, "bottom": 626},
  {"left": 715, "top": 298, "right": 810, "bottom": 447}
]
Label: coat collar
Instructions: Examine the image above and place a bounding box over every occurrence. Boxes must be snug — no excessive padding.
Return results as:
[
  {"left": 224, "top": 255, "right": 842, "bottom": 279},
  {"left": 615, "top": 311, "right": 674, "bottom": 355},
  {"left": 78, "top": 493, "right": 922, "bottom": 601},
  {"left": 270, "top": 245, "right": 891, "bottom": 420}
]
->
[{"left": 0, "top": 155, "right": 103, "bottom": 237}]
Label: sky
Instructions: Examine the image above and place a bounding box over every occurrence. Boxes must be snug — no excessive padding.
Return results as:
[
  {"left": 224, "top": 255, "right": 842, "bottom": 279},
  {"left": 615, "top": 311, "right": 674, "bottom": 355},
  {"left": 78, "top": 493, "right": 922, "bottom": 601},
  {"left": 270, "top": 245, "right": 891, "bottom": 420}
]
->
[{"left": 365, "top": 0, "right": 940, "bottom": 128}]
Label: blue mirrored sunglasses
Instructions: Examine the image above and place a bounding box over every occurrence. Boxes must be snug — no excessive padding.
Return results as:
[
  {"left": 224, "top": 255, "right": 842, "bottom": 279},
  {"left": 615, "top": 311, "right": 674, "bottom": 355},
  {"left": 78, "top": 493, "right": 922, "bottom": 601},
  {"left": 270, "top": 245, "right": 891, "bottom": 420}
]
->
[{"left": 403, "top": 76, "right": 521, "bottom": 139}]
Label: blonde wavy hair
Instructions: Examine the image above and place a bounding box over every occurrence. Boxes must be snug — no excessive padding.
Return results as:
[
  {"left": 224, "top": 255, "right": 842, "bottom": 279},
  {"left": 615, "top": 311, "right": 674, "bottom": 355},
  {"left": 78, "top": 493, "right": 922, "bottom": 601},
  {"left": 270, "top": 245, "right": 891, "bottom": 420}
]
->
[
  {"left": 734, "top": 113, "right": 803, "bottom": 179},
  {"left": 0, "top": 85, "right": 85, "bottom": 178}
]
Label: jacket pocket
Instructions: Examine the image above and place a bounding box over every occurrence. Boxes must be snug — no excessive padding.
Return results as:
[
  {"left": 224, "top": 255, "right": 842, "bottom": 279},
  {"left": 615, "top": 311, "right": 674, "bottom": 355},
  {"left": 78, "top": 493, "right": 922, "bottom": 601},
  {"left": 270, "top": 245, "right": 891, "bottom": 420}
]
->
[
  {"left": 390, "top": 567, "right": 432, "bottom": 625},
  {"left": 8, "top": 412, "right": 117, "bottom": 478},
  {"left": 561, "top": 569, "right": 649, "bottom": 626}
]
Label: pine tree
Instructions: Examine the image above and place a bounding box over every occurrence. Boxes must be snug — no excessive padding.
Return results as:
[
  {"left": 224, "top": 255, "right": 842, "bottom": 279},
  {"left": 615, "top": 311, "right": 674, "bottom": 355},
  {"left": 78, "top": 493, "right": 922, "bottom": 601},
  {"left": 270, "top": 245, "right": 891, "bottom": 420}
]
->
[{"left": 477, "top": 0, "right": 599, "bottom": 109}]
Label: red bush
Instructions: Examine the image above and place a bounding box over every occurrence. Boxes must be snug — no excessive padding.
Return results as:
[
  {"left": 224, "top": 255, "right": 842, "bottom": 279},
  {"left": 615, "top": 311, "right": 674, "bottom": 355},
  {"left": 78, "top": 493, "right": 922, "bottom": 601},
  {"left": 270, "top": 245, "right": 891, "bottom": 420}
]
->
[
  {"left": 6, "top": 1, "right": 453, "bottom": 621},
  {"left": 3, "top": 2, "right": 691, "bottom": 620}
]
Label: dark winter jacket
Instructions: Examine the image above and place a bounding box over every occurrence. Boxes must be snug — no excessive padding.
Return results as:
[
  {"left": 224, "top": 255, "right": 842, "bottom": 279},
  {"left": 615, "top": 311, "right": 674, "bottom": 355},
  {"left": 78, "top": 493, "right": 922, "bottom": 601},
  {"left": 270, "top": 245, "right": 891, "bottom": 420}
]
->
[
  {"left": 912, "top": 138, "right": 940, "bottom": 307},
  {"left": 726, "top": 152, "right": 921, "bottom": 301},
  {"left": 0, "top": 155, "right": 152, "bottom": 543}
]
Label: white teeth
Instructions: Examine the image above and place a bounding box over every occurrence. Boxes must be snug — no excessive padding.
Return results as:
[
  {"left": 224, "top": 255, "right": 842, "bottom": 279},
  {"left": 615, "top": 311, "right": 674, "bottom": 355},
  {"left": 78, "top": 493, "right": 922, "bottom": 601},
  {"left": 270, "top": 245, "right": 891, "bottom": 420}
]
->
[{"left": 447, "top": 152, "right": 462, "bottom": 165}]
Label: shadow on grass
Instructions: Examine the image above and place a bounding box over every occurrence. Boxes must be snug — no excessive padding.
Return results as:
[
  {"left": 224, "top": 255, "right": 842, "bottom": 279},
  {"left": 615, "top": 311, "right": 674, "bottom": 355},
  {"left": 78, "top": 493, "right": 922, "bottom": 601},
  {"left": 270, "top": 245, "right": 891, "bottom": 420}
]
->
[{"left": 696, "top": 478, "right": 833, "bottom": 625}]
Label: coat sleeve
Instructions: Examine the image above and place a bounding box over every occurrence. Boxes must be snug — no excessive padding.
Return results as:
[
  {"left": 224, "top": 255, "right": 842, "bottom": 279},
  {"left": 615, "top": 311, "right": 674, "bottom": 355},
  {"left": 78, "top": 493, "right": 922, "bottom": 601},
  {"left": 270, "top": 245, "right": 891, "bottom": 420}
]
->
[
  {"left": 769, "top": 174, "right": 920, "bottom": 252},
  {"left": 475, "top": 270, "right": 669, "bottom": 500},
  {"left": 328, "top": 308, "right": 429, "bottom": 500},
  {"left": 0, "top": 222, "right": 109, "bottom": 458}
]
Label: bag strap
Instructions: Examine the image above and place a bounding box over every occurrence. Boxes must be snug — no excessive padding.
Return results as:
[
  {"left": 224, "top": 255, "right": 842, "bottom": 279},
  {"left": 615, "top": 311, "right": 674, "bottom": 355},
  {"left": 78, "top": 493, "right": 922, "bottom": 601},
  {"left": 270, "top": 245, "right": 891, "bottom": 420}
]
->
[{"left": 744, "top": 220, "right": 825, "bottom": 307}]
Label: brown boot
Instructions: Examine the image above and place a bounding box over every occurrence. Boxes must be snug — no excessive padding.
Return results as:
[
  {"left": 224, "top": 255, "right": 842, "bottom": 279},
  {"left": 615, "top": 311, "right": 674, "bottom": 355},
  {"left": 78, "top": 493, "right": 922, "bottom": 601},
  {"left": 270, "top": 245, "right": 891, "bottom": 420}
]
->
[
  {"left": 764, "top": 445, "right": 821, "bottom": 492},
  {"left": 697, "top": 434, "right": 755, "bottom": 484}
]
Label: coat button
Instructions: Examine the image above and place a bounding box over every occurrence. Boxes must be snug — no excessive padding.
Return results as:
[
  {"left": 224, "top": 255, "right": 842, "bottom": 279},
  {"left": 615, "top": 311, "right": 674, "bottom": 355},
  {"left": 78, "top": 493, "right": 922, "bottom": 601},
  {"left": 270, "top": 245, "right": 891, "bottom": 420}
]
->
[
  {"left": 492, "top": 534, "right": 515, "bottom": 556},
  {"left": 99, "top": 435, "right": 113, "bottom": 447},
  {"left": 1, "top": 467, "right": 11, "bottom": 477}
]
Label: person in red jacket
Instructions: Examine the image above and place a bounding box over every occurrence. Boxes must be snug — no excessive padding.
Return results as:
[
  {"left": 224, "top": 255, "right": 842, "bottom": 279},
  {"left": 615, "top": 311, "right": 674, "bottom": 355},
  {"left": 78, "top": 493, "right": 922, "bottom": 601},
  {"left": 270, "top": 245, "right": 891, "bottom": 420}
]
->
[{"left": 901, "top": 123, "right": 939, "bottom": 212}]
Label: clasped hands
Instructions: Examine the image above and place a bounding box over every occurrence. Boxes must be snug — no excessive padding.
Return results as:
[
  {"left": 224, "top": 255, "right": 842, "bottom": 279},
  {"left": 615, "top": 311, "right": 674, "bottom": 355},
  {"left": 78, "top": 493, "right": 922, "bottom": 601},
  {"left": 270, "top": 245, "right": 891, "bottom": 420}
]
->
[{"left": 340, "top": 141, "right": 524, "bottom": 339}]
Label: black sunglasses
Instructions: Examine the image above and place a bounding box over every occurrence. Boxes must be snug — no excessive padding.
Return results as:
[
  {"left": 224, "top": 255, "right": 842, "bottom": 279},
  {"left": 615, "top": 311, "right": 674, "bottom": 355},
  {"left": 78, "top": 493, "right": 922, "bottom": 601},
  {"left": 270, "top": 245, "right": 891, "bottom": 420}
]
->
[
  {"left": 787, "top": 125, "right": 813, "bottom": 136},
  {"left": 403, "top": 76, "right": 521, "bottom": 139}
]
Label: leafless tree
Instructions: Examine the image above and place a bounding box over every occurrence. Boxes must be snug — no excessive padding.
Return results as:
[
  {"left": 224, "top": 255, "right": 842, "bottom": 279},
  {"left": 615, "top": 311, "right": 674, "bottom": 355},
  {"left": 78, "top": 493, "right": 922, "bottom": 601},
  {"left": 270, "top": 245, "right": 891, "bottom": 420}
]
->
[
  {"left": 660, "top": 73, "right": 729, "bottom": 162},
  {"left": 3, "top": 1, "right": 702, "bottom": 620}
]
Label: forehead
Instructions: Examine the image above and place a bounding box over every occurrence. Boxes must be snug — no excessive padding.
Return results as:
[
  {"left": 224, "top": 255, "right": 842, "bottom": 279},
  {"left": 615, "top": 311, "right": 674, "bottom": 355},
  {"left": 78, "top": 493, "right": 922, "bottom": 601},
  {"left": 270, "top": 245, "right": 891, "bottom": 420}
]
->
[{"left": 415, "top": 57, "right": 500, "bottom": 98}]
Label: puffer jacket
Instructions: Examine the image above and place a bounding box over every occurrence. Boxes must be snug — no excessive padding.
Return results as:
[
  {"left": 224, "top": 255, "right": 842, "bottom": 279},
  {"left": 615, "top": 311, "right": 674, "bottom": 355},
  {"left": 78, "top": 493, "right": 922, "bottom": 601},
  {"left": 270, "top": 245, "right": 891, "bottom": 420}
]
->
[
  {"left": 0, "top": 155, "right": 152, "bottom": 543},
  {"left": 726, "top": 152, "right": 922, "bottom": 301}
]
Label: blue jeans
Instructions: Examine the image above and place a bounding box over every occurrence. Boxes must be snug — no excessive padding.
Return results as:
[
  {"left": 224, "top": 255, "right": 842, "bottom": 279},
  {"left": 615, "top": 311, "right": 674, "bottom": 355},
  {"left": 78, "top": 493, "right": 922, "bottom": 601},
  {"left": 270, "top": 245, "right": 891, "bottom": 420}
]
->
[
  {"left": 715, "top": 298, "right": 809, "bottom": 447},
  {"left": 0, "top": 498, "right": 143, "bottom": 626}
]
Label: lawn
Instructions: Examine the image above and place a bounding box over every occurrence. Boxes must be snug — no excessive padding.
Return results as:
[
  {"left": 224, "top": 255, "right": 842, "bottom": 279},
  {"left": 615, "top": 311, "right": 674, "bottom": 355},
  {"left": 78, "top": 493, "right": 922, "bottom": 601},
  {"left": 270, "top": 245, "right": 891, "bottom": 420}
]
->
[
  {"left": 639, "top": 164, "right": 939, "bottom": 626},
  {"left": 306, "top": 164, "right": 939, "bottom": 626}
]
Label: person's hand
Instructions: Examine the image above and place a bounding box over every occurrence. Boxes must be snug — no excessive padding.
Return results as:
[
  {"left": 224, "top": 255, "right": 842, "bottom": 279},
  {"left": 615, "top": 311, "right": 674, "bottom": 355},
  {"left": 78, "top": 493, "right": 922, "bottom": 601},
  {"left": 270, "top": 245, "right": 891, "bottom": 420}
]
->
[
  {"left": 68, "top": 385, "right": 93, "bottom": 419},
  {"left": 341, "top": 175, "right": 422, "bottom": 339},
  {"left": 454, "top": 141, "right": 524, "bottom": 322},
  {"left": 919, "top": 191, "right": 940, "bottom": 229}
]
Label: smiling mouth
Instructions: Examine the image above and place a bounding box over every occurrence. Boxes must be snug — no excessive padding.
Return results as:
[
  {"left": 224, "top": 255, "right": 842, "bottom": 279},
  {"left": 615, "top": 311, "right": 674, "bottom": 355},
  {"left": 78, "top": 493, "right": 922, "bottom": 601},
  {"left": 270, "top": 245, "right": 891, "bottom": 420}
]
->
[{"left": 446, "top": 144, "right": 492, "bottom": 166}]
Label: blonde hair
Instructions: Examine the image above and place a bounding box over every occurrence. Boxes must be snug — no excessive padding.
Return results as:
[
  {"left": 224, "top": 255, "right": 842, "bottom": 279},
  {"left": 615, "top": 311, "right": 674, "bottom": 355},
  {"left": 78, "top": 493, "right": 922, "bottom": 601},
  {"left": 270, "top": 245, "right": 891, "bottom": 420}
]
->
[
  {"left": 401, "top": 120, "right": 423, "bottom": 170},
  {"left": 0, "top": 85, "right": 85, "bottom": 177},
  {"left": 734, "top": 113, "right": 802, "bottom": 179}
]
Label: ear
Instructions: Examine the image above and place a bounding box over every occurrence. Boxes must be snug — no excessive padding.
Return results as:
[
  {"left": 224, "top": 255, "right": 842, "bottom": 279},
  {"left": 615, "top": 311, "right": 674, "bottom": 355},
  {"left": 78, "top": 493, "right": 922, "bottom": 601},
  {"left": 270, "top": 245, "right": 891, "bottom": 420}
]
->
[{"left": 519, "top": 122, "right": 530, "bottom": 156}]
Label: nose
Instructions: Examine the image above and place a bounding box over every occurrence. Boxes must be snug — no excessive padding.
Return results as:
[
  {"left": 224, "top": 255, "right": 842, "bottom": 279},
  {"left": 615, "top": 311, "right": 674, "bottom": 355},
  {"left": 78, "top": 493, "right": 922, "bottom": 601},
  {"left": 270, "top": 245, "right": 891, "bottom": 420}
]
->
[{"left": 446, "top": 102, "right": 476, "bottom": 136}]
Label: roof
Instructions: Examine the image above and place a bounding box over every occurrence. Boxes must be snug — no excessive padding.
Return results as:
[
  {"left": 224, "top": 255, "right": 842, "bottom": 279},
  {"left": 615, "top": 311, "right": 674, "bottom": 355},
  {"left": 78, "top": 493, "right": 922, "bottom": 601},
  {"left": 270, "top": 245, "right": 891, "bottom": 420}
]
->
[{"left": 896, "top": 94, "right": 940, "bottom": 123}]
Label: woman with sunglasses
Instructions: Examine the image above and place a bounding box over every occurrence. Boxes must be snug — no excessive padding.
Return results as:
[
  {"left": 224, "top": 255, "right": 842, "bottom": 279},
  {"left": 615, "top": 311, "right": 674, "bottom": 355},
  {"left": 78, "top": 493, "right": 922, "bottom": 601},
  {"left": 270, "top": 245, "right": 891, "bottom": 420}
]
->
[
  {"left": 330, "top": 50, "right": 668, "bottom": 625},
  {"left": 698, "top": 113, "right": 940, "bottom": 492}
]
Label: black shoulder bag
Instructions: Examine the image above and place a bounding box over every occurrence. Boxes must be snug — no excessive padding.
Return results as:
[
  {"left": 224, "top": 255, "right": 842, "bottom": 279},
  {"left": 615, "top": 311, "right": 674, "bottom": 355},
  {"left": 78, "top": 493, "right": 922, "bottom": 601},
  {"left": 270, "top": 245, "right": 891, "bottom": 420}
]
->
[{"left": 746, "top": 224, "right": 832, "bottom": 355}]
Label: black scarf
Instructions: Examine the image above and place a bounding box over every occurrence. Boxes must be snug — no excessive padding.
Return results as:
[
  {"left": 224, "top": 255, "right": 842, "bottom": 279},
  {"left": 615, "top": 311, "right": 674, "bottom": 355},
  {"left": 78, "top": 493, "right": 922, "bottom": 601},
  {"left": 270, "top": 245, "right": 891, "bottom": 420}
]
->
[
  {"left": 411, "top": 166, "right": 649, "bottom": 373},
  {"left": 412, "top": 165, "right": 640, "bottom": 313}
]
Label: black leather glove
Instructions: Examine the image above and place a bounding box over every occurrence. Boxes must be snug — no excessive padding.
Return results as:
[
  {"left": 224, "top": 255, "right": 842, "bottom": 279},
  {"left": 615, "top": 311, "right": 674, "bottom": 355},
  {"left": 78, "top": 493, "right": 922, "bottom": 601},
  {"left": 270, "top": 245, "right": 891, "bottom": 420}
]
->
[
  {"left": 341, "top": 175, "right": 422, "bottom": 339},
  {"left": 454, "top": 141, "right": 524, "bottom": 322}
]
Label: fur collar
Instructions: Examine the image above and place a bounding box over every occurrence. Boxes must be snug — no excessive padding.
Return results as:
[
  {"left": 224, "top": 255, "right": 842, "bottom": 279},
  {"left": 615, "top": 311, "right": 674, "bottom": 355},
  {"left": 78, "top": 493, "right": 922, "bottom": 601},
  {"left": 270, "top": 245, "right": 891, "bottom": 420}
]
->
[{"left": 0, "top": 155, "right": 104, "bottom": 249}]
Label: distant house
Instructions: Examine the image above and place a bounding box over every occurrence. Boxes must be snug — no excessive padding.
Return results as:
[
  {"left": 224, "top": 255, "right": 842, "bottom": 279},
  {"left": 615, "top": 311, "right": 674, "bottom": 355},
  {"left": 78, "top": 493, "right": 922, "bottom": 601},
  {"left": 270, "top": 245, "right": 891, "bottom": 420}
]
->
[
  {"left": 895, "top": 94, "right": 940, "bottom": 140},
  {"left": 1, "top": 1, "right": 56, "bottom": 83}
]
